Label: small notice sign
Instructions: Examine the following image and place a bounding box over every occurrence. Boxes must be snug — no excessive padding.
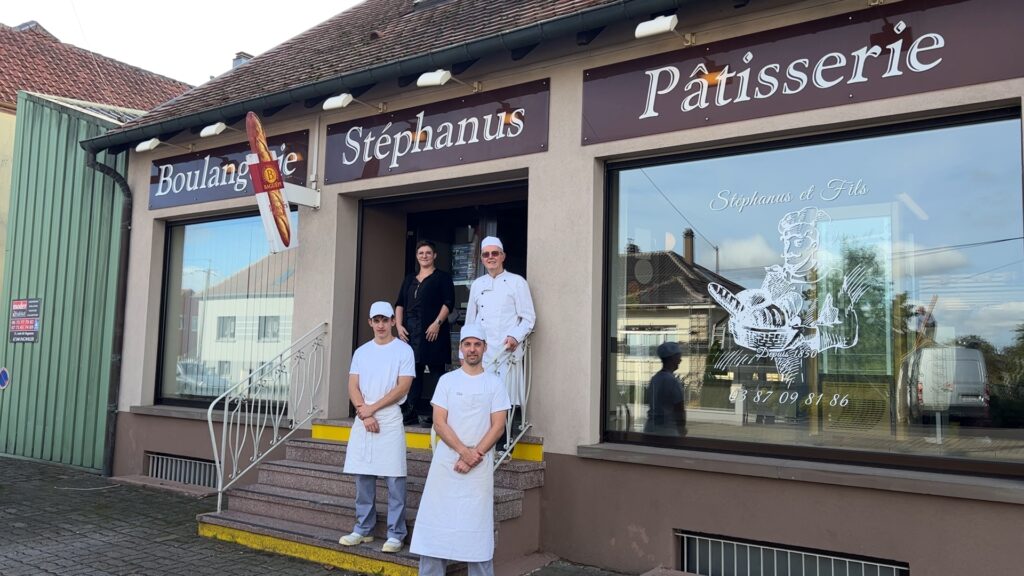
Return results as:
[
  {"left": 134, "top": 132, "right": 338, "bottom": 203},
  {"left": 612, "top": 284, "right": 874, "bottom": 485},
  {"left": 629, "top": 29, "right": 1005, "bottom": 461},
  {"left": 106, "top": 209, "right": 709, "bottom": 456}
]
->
[
  {"left": 9, "top": 298, "right": 42, "bottom": 343},
  {"left": 0, "top": 367, "right": 9, "bottom": 390}
]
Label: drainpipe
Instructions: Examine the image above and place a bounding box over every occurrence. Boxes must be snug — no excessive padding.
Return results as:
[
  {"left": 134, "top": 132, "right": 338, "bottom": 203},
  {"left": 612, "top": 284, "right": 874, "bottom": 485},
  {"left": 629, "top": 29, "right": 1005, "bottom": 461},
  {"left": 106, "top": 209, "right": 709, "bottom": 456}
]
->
[{"left": 84, "top": 150, "right": 132, "bottom": 478}]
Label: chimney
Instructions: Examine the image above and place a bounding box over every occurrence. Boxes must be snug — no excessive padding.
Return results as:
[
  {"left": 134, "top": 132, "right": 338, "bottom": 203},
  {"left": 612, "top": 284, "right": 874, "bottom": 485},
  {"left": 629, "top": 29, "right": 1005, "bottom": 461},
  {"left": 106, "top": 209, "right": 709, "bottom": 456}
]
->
[
  {"left": 683, "top": 229, "right": 695, "bottom": 264},
  {"left": 232, "top": 51, "right": 254, "bottom": 69}
]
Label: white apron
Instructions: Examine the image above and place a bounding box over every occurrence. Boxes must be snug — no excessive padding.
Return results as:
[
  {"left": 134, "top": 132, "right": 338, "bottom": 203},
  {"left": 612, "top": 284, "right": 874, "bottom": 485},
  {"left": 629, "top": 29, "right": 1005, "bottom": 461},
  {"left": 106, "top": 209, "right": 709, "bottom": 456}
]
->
[
  {"left": 342, "top": 404, "right": 407, "bottom": 477},
  {"left": 468, "top": 271, "right": 535, "bottom": 405},
  {"left": 410, "top": 386, "right": 497, "bottom": 562}
]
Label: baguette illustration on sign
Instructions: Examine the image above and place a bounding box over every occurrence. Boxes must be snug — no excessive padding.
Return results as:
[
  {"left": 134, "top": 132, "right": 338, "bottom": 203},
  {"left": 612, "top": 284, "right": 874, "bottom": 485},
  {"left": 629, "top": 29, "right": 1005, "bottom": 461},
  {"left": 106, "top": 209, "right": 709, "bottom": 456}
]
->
[
  {"left": 708, "top": 207, "right": 870, "bottom": 385},
  {"left": 245, "top": 111, "right": 294, "bottom": 252}
]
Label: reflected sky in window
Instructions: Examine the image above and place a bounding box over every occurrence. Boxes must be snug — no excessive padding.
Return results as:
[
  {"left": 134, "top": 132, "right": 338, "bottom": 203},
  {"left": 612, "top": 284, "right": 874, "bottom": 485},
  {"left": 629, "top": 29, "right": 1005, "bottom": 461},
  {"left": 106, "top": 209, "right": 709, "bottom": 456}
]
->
[{"left": 617, "top": 118, "right": 1023, "bottom": 347}]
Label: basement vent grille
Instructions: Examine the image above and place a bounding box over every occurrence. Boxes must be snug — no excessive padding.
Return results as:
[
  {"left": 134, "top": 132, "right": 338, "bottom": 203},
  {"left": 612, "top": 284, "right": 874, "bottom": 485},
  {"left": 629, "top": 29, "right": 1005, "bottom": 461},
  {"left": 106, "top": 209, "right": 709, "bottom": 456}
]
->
[
  {"left": 678, "top": 531, "right": 910, "bottom": 576},
  {"left": 146, "top": 452, "right": 217, "bottom": 488}
]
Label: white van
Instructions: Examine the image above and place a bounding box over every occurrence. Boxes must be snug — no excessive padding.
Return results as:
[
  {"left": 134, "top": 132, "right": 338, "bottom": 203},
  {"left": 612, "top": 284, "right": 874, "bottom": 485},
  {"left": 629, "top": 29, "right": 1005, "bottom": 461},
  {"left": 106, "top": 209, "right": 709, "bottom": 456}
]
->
[{"left": 897, "top": 346, "right": 989, "bottom": 425}]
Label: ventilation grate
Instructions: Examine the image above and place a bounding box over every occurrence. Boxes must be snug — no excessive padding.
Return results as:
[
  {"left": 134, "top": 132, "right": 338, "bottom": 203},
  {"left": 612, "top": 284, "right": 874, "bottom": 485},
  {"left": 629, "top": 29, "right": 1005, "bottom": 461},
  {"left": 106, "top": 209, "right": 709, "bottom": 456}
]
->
[
  {"left": 679, "top": 531, "right": 909, "bottom": 576},
  {"left": 146, "top": 452, "right": 217, "bottom": 488}
]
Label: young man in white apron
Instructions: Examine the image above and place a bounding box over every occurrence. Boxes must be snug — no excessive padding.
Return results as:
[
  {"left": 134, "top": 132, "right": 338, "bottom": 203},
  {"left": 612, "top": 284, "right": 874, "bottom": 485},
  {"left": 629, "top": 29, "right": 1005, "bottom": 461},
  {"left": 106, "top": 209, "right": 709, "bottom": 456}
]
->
[
  {"left": 410, "top": 324, "right": 511, "bottom": 576},
  {"left": 339, "top": 301, "right": 415, "bottom": 553}
]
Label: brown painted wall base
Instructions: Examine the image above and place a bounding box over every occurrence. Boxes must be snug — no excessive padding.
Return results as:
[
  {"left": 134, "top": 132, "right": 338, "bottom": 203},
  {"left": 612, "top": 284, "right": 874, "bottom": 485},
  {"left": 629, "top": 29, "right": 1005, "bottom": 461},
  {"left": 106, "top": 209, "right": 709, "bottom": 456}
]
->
[
  {"left": 113, "top": 410, "right": 309, "bottom": 484},
  {"left": 540, "top": 452, "right": 1024, "bottom": 575}
]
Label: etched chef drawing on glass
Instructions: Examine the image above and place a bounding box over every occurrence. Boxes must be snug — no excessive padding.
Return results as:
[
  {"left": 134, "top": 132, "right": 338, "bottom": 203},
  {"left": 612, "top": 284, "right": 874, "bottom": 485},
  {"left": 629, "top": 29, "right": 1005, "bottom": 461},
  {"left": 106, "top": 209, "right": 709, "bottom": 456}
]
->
[{"left": 708, "top": 207, "right": 870, "bottom": 384}]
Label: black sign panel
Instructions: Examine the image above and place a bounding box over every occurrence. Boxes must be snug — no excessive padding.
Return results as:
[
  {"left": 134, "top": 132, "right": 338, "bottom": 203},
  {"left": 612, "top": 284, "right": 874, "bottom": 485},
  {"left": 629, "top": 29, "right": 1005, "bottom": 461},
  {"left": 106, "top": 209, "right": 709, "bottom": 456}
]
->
[
  {"left": 9, "top": 298, "right": 41, "bottom": 343},
  {"left": 582, "top": 0, "right": 1024, "bottom": 144},
  {"left": 148, "top": 130, "right": 308, "bottom": 209},
  {"left": 325, "top": 80, "right": 549, "bottom": 183}
]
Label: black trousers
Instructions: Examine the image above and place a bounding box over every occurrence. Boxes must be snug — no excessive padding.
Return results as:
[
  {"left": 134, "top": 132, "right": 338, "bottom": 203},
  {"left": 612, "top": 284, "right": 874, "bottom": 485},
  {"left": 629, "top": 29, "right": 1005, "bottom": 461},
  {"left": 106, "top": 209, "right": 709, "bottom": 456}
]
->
[{"left": 402, "top": 363, "right": 444, "bottom": 420}]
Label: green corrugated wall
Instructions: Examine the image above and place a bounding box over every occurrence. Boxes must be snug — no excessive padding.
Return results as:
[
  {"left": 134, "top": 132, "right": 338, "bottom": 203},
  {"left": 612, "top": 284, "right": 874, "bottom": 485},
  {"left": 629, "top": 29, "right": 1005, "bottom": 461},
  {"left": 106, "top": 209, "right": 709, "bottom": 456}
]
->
[{"left": 0, "top": 93, "right": 126, "bottom": 470}]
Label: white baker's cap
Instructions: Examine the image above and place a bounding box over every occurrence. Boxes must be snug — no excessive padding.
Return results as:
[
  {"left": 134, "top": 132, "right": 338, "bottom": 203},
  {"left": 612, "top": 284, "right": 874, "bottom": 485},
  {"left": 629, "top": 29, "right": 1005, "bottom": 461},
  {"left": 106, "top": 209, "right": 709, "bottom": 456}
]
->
[
  {"left": 480, "top": 236, "right": 503, "bottom": 250},
  {"left": 459, "top": 323, "right": 486, "bottom": 342},
  {"left": 369, "top": 301, "right": 394, "bottom": 318}
]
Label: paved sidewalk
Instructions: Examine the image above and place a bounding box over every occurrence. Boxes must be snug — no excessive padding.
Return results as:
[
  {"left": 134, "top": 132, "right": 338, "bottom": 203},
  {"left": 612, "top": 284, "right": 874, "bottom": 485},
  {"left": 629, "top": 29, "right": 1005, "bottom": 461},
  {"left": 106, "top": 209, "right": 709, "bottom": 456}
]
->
[
  {"left": 0, "top": 455, "right": 633, "bottom": 576},
  {"left": 0, "top": 455, "right": 348, "bottom": 575}
]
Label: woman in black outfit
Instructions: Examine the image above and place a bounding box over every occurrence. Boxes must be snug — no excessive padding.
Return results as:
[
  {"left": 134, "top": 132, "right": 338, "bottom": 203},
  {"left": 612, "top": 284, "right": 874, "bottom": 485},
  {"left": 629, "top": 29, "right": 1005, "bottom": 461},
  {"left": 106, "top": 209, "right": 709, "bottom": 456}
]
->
[{"left": 395, "top": 240, "right": 455, "bottom": 426}]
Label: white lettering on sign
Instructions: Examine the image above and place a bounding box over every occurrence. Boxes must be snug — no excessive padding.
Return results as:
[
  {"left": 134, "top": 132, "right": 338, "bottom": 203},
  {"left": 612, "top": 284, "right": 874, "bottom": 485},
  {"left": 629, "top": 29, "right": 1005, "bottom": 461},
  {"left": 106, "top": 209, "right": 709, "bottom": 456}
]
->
[
  {"left": 153, "top": 149, "right": 300, "bottom": 197},
  {"left": 341, "top": 108, "right": 527, "bottom": 169},
  {"left": 638, "top": 21, "right": 944, "bottom": 120}
]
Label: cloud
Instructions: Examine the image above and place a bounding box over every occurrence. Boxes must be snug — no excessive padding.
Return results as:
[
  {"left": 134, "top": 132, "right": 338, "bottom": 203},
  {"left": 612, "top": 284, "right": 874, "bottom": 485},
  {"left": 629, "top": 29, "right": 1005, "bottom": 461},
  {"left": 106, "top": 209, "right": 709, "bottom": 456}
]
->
[
  {"left": 718, "top": 234, "right": 777, "bottom": 273},
  {"left": 891, "top": 240, "right": 969, "bottom": 276}
]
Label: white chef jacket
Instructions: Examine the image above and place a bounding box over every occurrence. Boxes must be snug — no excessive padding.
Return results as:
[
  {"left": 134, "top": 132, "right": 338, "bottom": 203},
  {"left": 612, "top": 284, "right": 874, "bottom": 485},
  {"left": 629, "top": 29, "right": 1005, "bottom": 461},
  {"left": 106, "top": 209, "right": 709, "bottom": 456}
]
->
[
  {"left": 409, "top": 369, "right": 511, "bottom": 562},
  {"left": 465, "top": 270, "right": 536, "bottom": 403},
  {"left": 342, "top": 338, "right": 415, "bottom": 477}
]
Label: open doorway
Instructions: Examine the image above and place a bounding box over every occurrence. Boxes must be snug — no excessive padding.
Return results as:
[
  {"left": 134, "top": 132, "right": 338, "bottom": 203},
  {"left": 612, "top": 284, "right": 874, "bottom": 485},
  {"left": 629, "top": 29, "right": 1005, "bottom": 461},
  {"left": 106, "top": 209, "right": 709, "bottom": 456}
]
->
[{"left": 355, "top": 181, "right": 528, "bottom": 380}]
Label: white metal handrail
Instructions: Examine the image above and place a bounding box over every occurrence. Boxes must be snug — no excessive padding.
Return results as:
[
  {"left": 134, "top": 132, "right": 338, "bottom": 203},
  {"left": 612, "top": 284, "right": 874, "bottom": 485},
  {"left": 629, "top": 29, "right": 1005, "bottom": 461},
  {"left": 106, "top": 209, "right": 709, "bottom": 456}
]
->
[
  {"left": 207, "top": 322, "right": 328, "bottom": 512},
  {"left": 493, "top": 337, "right": 532, "bottom": 469}
]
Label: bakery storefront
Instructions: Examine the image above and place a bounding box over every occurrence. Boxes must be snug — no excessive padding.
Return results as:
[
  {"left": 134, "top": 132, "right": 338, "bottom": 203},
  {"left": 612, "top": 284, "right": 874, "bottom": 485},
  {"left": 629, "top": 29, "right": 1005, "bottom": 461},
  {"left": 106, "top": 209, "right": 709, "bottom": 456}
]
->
[{"left": 84, "top": 0, "right": 1023, "bottom": 575}]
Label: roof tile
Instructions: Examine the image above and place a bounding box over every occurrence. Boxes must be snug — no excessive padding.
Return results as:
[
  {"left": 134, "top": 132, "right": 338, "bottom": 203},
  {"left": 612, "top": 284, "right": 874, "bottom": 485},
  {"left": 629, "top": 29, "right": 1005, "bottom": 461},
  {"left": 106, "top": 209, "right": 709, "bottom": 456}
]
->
[{"left": 0, "top": 21, "right": 190, "bottom": 110}]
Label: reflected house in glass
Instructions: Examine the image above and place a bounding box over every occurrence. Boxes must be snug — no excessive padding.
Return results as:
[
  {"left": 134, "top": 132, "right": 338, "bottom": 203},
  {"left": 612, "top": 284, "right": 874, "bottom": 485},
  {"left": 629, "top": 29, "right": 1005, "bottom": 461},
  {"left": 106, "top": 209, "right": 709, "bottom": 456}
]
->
[
  {"left": 186, "top": 251, "right": 295, "bottom": 400},
  {"left": 613, "top": 230, "right": 750, "bottom": 431}
]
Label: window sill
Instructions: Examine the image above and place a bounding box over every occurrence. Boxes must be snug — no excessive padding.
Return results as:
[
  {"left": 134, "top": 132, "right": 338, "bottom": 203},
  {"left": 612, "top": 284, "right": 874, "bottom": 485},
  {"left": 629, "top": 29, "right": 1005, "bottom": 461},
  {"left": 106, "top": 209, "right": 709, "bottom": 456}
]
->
[
  {"left": 130, "top": 404, "right": 224, "bottom": 423},
  {"left": 577, "top": 442, "right": 1024, "bottom": 505}
]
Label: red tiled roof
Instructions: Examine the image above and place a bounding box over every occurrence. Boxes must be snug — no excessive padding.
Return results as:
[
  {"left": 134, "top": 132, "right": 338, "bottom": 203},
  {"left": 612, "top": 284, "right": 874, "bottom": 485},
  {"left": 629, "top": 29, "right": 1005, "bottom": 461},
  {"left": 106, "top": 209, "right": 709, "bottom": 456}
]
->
[
  {"left": 0, "top": 21, "right": 190, "bottom": 110},
  {"left": 108, "top": 0, "right": 622, "bottom": 134}
]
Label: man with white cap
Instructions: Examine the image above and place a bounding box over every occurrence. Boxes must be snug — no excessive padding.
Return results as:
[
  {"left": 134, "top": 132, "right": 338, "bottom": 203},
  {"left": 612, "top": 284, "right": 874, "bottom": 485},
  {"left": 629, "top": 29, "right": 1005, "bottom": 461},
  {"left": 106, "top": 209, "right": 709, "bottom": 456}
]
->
[
  {"left": 643, "top": 341, "right": 687, "bottom": 437},
  {"left": 409, "top": 324, "right": 511, "bottom": 576},
  {"left": 339, "top": 301, "right": 415, "bottom": 553},
  {"left": 465, "top": 236, "right": 536, "bottom": 434}
]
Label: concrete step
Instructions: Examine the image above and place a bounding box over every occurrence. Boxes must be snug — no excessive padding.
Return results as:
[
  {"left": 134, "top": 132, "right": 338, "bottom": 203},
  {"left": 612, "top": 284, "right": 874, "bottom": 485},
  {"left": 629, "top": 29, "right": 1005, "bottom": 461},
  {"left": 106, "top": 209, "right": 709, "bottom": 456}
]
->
[
  {"left": 259, "top": 459, "right": 428, "bottom": 505},
  {"left": 286, "top": 438, "right": 546, "bottom": 491},
  {"left": 197, "top": 509, "right": 465, "bottom": 576},
  {"left": 227, "top": 482, "right": 523, "bottom": 539},
  {"left": 258, "top": 458, "right": 523, "bottom": 509}
]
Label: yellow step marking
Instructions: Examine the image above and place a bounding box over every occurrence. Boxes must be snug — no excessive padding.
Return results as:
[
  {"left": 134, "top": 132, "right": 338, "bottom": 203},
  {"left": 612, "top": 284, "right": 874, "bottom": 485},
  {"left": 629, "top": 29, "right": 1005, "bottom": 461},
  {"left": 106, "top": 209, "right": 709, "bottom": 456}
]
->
[
  {"left": 199, "top": 523, "right": 417, "bottom": 576},
  {"left": 311, "top": 423, "right": 543, "bottom": 461}
]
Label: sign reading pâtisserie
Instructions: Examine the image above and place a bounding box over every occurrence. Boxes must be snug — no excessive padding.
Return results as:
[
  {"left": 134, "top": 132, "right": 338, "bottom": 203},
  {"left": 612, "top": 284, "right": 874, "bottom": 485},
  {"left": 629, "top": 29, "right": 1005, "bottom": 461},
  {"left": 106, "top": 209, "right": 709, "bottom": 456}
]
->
[
  {"left": 324, "top": 80, "right": 549, "bottom": 183},
  {"left": 149, "top": 131, "right": 308, "bottom": 209},
  {"left": 582, "top": 0, "right": 1024, "bottom": 145}
]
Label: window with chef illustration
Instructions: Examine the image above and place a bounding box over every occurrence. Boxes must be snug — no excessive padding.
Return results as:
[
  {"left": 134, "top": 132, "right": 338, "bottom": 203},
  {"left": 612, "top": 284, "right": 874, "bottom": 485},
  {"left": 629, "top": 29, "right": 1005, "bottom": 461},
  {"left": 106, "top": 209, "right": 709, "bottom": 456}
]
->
[{"left": 606, "top": 112, "right": 1024, "bottom": 470}]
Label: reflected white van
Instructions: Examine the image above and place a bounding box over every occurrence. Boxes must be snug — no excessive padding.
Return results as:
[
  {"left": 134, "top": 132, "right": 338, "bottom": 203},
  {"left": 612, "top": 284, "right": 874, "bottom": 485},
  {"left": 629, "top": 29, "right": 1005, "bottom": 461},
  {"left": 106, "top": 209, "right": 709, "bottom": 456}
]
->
[{"left": 897, "top": 346, "right": 989, "bottom": 425}]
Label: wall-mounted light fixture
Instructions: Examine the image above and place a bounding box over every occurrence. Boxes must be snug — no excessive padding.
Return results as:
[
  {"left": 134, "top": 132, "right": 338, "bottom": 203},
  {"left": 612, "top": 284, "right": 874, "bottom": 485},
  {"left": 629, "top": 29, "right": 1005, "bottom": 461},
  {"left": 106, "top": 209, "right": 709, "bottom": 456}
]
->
[
  {"left": 199, "top": 122, "right": 243, "bottom": 138},
  {"left": 634, "top": 14, "right": 695, "bottom": 45},
  {"left": 134, "top": 137, "right": 193, "bottom": 153},
  {"left": 322, "top": 92, "right": 386, "bottom": 113},
  {"left": 416, "top": 69, "right": 481, "bottom": 93}
]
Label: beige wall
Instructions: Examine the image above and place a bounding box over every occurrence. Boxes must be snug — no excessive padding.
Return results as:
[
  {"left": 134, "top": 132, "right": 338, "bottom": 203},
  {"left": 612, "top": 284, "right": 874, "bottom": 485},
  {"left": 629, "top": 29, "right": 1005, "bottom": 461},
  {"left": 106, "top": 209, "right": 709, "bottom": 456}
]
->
[
  {"left": 0, "top": 110, "right": 15, "bottom": 286},
  {"left": 113, "top": 0, "right": 1024, "bottom": 572}
]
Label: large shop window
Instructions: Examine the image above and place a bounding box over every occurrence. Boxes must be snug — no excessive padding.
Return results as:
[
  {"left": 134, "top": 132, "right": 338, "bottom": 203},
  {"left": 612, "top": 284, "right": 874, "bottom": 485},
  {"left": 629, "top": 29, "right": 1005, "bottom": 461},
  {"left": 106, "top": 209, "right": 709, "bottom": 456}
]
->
[
  {"left": 159, "top": 212, "right": 298, "bottom": 404},
  {"left": 606, "top": 114, "right": 1024, "bottom": 473}
]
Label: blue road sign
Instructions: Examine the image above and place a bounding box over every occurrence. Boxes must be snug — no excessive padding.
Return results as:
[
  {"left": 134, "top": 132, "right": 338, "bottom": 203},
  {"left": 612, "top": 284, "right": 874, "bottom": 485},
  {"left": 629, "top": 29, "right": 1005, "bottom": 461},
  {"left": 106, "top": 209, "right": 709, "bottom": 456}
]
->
[{"left": 0, "top": 367, "right": 9, "bottom": 390}]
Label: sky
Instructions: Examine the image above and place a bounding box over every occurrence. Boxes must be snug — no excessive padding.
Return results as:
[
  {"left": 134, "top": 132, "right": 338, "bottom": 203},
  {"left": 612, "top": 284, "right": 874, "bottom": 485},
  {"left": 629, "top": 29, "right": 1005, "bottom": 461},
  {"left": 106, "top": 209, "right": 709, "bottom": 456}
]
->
[{"left": 0, "top": 0, "right": 363, "bottom": 86}]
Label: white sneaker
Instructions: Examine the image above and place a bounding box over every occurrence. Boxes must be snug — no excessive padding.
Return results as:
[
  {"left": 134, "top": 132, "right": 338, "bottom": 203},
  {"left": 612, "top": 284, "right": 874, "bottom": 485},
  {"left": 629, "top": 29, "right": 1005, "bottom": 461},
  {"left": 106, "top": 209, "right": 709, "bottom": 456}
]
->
[
  {"left": 338, "top": 531, "right": 374, "bottom": 546},
  {"left": 381, "top": 537, "right": 403, "bottom": 553}
]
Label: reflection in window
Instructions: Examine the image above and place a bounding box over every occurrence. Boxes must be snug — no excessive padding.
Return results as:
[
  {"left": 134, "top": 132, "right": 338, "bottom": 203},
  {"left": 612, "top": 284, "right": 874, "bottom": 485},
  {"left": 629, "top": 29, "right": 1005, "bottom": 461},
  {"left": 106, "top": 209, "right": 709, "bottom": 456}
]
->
[
  {"left": 160, "top": 213, "right": 298, "bottom": 402},
  {"left": 607, "top": 116, "right": 1024, "bottom": 468},
  {"left": 216, "top": 316, "right": 236, "bottom": 340},
  {"left": 258, "top": 315, "right": 281, "bottom": 341}
]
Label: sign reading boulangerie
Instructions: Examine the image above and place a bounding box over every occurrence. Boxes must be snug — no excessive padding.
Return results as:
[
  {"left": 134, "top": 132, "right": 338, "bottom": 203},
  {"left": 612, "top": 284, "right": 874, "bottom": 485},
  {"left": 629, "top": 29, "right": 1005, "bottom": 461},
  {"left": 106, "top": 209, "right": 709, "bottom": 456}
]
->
[
  {"left": 149, "top": 131, "right": 308, "bottom": 209},
  {"left": 325, "top": 80, "right": 549, "bottom": 183},
  {"left": 582, "top": 0, "right": 1024, "bottom": 145}
]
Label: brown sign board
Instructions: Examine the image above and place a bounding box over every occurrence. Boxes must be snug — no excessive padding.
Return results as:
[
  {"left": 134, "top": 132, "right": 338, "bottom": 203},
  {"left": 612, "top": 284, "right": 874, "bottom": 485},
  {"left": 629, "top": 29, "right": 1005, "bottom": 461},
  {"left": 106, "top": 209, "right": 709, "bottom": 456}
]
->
[
  {"left": 324, "top": 80, "right": 549, "bottom": 183},
  {"left": 582, "top": 0, "right": 1024, "bottom": 145},
  {"left": 148, "top": 131, "right": 309, "bottom": 209}
]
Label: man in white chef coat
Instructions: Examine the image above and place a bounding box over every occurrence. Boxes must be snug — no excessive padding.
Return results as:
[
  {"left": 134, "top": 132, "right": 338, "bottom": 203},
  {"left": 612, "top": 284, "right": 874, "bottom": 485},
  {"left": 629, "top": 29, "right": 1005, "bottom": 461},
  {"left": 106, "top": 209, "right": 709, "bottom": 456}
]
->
[
  {"left": 409, "top": 324, "right": 511, "bottom": 576},
  {"left": 465, "top": 236, "right": 535, "bottom": 435},
  {"left": 339, "top": 301, "right": 415, "bottom": 554}
]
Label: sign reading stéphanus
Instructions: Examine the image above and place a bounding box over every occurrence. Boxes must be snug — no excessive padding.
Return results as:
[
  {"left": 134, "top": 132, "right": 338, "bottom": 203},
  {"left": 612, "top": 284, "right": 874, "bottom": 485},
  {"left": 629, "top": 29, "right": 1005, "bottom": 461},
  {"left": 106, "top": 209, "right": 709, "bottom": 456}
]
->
[{"left": 9, "top": 298, "right": 42, "bottom": 343}]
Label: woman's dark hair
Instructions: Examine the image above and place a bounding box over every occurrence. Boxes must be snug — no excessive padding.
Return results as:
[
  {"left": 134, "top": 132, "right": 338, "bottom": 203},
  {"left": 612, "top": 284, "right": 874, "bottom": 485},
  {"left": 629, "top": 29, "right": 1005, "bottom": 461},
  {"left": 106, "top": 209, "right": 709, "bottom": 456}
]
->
[{"left": 415, "top": 239, "right": 437, "bottom": 253}]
